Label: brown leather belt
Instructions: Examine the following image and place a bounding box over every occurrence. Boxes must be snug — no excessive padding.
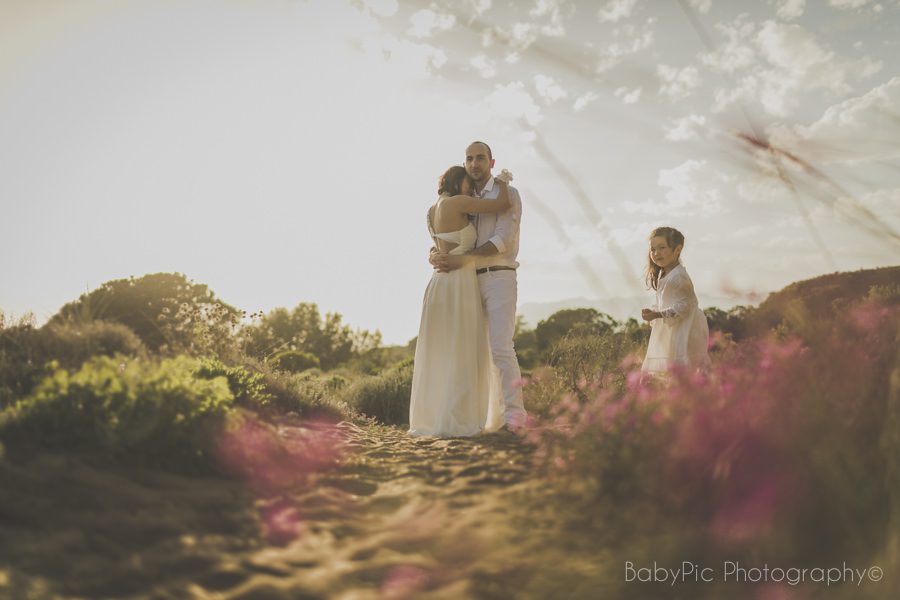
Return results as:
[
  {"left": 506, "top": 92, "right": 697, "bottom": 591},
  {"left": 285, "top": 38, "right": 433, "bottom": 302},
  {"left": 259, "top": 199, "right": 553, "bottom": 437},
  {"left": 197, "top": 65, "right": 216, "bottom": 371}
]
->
[{"left": 476, "top": 266, "right": 516, "bottom": 275}]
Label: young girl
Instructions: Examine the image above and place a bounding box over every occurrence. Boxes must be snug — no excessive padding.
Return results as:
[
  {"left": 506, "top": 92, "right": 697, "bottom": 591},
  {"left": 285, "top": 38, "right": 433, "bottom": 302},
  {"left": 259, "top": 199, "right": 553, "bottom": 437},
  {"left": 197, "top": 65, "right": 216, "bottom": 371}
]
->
[{"left": 640, "top": 226, "right": 710, "bottom": 375}]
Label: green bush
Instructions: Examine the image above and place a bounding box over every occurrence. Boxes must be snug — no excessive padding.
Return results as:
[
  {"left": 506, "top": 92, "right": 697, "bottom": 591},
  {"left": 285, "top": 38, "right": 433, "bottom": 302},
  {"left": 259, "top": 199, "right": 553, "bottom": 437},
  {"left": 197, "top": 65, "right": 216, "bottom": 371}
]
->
[
  {"left": 38, "top": 320, "right": 147, "bottom": 369},
  {"left": 530, "top": 298, "right": 899, "bottom": 597},
  {"left": 0, "top": 355, "right": 236, "bottom": 470},
  {"left": 342, "top": 359, "right": 413, "bottom": 425},
  {"left": 547, "top": 329, "right": 640, "bottom": 400},
  {"left": 49, "top": 272, "right": 242, "bottom": 357},
  {"left": 195, "top": 356, "right": 273, "bottom": 409},
  {"left": 0, "top": 320, "right": 146, "bottom": 409},
  {"left": 0, "top": 322, "right": 49, "bottom": 410},
  {"left": 270, "top": 349, "right": 320, "bottom": 373},
  {"left": 253, "top": 365, "right": 352, "bottom": 421}
]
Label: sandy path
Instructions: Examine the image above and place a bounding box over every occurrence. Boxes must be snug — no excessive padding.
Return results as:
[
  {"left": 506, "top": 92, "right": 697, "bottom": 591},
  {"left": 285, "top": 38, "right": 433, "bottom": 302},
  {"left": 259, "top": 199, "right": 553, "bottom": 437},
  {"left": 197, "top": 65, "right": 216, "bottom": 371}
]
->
[{"left": 0, "top": 421, "right": 554, "bottom": 600}]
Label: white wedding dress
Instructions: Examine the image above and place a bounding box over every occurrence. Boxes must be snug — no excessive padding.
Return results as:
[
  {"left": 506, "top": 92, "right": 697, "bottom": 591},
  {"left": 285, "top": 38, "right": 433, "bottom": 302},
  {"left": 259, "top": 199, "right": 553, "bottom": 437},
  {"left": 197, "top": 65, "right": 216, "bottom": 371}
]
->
[{"left": 408, "top": 218, "right": 504, "bottom": 437}]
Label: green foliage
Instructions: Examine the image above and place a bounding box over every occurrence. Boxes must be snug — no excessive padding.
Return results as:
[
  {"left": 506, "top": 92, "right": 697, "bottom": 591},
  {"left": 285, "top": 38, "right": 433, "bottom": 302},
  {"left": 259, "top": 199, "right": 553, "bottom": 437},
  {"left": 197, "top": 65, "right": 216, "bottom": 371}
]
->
[
  {"left": 228, "top": 358, "right": 352, "bottom": 421},
  {"left": 195, "top": 357, "right": 273, "bottom": 409},
  {"left": 534, "top": 308, "right": 618, "bottom": 353},
  {"left": 270, "top": 349, "right": 320, "bottom": 373},
  {"left": 38, "top": 321, "right": 147, "bottom": 369},
  {"left": 531, "top": 295, "right": 900, "bottom": 597},
  {"left": 513, "top": 315, "right": 540, "bottom": 370},
  {"left": 547, "top": 328, "right": 641, "bottom": 400},
  {"left": 239, "top": 303, "right": 382, "bottom": 370},
  {"left": 0, "top": 355, "right": 236, "bottom": 470},
  {"left": 703, "top": 305, "right": 751, "bottom": 339},
  {"left": 741, "top": 265, "right": 900, "bottom": 338},
  {"left": 0, "top": 318, "right": 48, "bottom": 410},
  {"left": 516, "top": 310, "right": 649, "bottom": 415},
  {"left": 342, "top": 359, "right": 413, "bottom": 425},
  {"left": 867, "top": 283, "right": 900, "bottom": 305},
  {"left": 0, "top": 319, "right": 146, "bottom": 409},
  {"left": 49, "top": 272, "right": 242, "bottom": 356},
  {"left": 341, "top": 343, "right": 416, "bottom": 375}
]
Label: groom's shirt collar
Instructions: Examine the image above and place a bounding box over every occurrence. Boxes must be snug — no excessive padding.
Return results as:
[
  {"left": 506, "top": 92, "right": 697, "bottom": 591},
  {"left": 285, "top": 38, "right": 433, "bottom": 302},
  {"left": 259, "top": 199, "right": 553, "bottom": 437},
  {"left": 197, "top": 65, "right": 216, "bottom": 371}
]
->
[{"left": 478, "top": 176, "right": 495, "bottom": 197}]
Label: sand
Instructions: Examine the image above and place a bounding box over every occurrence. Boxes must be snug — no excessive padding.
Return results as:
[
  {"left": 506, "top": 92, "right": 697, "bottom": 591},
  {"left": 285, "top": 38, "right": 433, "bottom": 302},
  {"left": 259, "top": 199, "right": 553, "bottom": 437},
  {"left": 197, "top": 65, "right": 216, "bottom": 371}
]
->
[{"left": 0, "top": 420, "right": 554, "bottom": 600}]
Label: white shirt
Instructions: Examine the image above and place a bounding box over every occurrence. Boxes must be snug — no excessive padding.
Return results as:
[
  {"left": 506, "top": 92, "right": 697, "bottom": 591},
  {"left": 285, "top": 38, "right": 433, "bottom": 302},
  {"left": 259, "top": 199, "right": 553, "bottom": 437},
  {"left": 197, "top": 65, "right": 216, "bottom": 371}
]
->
[{"left": 473, "top": 176, "right": 521, "bottom": 270}]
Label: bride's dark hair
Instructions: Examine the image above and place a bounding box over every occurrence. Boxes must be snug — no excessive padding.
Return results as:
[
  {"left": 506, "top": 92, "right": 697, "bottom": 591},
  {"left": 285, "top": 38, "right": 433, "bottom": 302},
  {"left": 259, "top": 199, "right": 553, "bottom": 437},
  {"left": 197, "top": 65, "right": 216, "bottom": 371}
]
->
[{"left": 438, "top": 165, "right": 472, "bottom": 196}]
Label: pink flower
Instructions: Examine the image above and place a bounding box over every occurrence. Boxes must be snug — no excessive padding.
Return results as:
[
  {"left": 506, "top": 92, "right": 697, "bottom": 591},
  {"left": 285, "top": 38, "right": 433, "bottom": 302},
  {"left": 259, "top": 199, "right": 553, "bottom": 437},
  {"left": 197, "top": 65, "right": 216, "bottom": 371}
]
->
[{"left": 381, "top": 565, "right": 431, "bottom": 598}]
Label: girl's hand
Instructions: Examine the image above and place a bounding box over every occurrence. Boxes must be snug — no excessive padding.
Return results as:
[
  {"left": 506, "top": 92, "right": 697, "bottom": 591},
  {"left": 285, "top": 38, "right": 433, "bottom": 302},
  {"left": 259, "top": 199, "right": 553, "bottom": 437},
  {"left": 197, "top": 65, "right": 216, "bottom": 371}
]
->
[{"left": 641, "top": 308, "right": 660, "bottom": 322}]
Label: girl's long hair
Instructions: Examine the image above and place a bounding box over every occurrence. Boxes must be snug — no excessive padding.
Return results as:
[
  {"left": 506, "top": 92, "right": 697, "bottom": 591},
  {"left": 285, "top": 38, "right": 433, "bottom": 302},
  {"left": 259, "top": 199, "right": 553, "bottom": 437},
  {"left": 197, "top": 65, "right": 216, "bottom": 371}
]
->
[{"left": 645, "top": 226, "right": 685, "bottom": 290}]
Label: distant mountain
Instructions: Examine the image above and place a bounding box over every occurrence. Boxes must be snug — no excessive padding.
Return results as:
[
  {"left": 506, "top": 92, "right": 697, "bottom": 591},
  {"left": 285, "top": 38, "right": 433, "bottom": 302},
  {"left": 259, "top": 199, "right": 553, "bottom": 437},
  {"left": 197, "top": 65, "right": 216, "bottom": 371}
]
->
[{"left": 517, "top": 293, "right": 744, "bottom": 328}]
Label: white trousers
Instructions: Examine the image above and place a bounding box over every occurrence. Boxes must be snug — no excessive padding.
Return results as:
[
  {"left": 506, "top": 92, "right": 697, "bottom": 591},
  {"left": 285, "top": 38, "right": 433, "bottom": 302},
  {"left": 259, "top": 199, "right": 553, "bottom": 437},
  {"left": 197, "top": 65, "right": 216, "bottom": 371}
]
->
[{"left": 477, "top": 270, "right": 527, "bottom": 427}]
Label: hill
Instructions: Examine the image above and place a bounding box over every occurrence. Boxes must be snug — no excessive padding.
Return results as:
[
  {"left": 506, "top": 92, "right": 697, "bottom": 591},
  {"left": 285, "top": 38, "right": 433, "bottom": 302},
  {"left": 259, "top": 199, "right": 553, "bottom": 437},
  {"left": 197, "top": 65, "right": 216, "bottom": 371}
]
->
[{"left": 743, "top": 265, "right": 900, "bottom": 336}]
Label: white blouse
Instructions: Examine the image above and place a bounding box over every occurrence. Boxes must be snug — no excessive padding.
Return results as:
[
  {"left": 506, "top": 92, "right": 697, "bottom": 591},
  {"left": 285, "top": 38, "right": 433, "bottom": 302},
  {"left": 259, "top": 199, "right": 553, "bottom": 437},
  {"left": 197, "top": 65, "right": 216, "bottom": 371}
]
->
[{"left": 641, "top": 264, "right": 711, "bottom": 374}]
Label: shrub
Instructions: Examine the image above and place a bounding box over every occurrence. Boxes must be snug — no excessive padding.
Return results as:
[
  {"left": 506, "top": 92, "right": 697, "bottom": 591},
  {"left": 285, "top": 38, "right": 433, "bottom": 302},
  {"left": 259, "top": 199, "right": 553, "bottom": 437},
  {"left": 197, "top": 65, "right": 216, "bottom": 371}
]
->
[
  {"left": 342, "top": 359, "right": 413, "bottom": 425},
  {"left": 0, "top": 320, "right": 146, "bottom": 409},
  {"left": 270, "top": 350, "right": 320, "bottom": 373},
  {"left": 239, "top": 303, "right": 381, "bottom": 370},
  {"left": 529, "top": 297, "right": 899, "bottom": 597},
  {"left": 547, "top": 329, "right": 639, "bottom": 400},
  {"left": 0, "top": 322, "right": 49, "bottom": 410},
  {"left": 195, "top": 357, "right": 273, "bottom": 409},
  {"left": 48, "top": 272, "right": 242, "bottom": 357},
  {"left": 519, "top": 326, "right": 646, "bottom": 417},
  {"left": 38, "top": 320, "right": 147, "bottom": 369},
  {"left": 267, "top": 369, "right": 350, "bottom": 421},
  {"left": 0, "top": 355, "right": 236, "bottom": 471}
]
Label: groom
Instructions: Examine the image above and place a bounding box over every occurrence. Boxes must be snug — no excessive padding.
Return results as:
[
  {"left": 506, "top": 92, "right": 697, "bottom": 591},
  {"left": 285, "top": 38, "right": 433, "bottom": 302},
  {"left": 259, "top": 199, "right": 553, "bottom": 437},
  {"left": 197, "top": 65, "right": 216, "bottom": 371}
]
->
[{"left": 431, "top": 141, "right": 528, "bottom": 430}]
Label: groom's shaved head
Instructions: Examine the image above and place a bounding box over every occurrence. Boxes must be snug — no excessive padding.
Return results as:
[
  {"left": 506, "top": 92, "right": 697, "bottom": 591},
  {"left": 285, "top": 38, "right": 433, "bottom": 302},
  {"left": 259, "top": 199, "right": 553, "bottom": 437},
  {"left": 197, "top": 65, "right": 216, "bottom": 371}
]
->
[
  {"left": 467, "top": 141, "right": 492, "bottom": 161},
  {"left": 465, "top": 141, "right": 494, "bottom": 187}
]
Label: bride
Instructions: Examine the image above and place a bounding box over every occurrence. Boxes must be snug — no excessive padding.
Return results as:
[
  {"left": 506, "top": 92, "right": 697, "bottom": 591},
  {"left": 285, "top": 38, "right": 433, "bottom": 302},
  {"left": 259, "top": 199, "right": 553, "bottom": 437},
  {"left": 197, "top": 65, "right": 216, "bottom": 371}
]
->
[{"left": 408, "top": 165, "right": 511, "bottom": 437}]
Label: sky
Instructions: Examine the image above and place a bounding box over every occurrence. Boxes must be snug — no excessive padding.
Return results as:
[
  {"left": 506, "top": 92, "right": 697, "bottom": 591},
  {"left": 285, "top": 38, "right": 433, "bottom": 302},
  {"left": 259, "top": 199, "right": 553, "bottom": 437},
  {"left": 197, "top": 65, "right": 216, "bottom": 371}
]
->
[{"left": 1, "top": 0, "right": 898, "bottom": 345}]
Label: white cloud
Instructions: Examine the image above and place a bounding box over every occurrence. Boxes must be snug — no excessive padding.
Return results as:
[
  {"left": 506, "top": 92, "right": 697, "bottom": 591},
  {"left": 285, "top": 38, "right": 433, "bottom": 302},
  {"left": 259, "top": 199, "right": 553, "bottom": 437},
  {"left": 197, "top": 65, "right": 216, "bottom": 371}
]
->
[
  {"left": 859, "top": 188, "right": 900, "bottom": 211},
  {"left": 609, "top": 20, "right": 655, "bottom": 58},
  {"left": 614, "top": 86, "right": 642, "bottom": 104},
  {"left": 756, "top": 21, "right": 843, "bottom": 114},
  {"left": 470, "top": 54, "right": 496, "bottom": 78},
  {"left": 482, "top": 21, "right": 539, "bottom": 55},
  {"left": 829, "top": 0, "right": 871, "bottom": 8},
  {"left": 467, "top": 0, "right": 492, "bottom": 15},
  {"left": 362, "top": 35, "right": 448, "bottom": 78},
  {"left": 664, "top": 114, "right": 707, "bottom": 141},
  {"left": 756, "top": 21, "right": 830, "bottom": 70},
  {"left": 598, "top": 0, "right": 638, "bottom": 23},
  {"left": 407, "top": 9, "right": 455, "bottom": 38},
  {"left": 362, "top": 0, "right": 398, "bottom": 17},
  {"left": 534, "top": 74, "right": 568, "bottom": 104},
  {"left": 573, "top": 91, "right": 599, "bottom": 111},
  {"left": 594, "top": 18, "right": 655, "bottom": 74},
  {"left": 768, "top": 76, "right": 900, "bottom": 165},
  {"left": 689, "top": 0, "right": 712, "bottom": 13},
  {"left": 657, "top": 64, "right": 700, "bottom": 100},
  {"left": 486, "top": 81, "right": 543, "bottom": 125},
  {"left": 530, "top": 0, "right": 568, "bottom": 36},
  {"left": 736, "top": 168, "right": 793, "bottom": 206},
  {"left": 705, "top": 19, "right": 883, "bottom": 116},
  {"left": 700, "top": 16, "right": 758, "bottom": 73},
  {"left": 625, "top": 160, "right": 726, "bottom": 216},
  {"left": 773, "top": 0, "right": 806, "bottom": 19}
]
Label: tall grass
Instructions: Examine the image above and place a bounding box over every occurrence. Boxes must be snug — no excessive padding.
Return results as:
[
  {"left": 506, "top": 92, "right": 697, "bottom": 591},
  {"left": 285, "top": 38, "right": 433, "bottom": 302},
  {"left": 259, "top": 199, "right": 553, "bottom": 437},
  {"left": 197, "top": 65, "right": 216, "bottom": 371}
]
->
[{"left": 525, "top": 295, "right": 899, "bottom": 598}]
